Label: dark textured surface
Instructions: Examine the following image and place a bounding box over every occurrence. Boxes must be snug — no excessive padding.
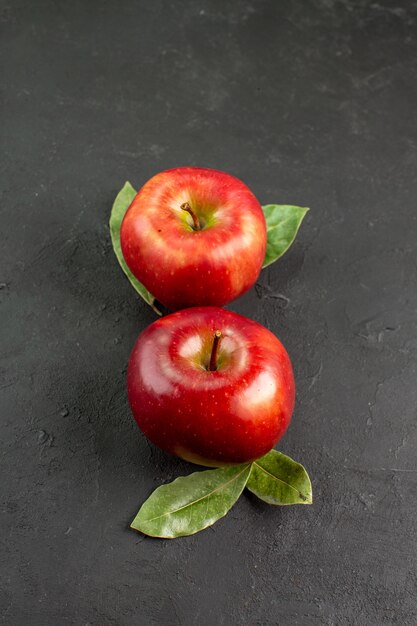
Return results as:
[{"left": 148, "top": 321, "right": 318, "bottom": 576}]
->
[{"left": 1, "top": 1, "right": 417, "bottom": 624}]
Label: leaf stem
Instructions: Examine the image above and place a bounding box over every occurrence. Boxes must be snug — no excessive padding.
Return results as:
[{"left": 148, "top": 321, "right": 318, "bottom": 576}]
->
[
  {"left": 181, "top": 202, "right": 200, "bottom": 230},
  {"left": 208, "top": 330, "right": 222, "bottom": 372}
]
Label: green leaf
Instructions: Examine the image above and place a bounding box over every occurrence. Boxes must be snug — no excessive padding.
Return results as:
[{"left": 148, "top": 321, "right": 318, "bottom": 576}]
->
[
  {"left": 131, "top": 464, "right": 251, "bottom": 538},
  {"left": 247, "top": 449, "right": 312, "bottom": 505},
  {"left": 262, "top": 204, "right": 309, "bottom": 268},
  {"left": 109, "top": 182, "right": 161, "bottom": 315}
]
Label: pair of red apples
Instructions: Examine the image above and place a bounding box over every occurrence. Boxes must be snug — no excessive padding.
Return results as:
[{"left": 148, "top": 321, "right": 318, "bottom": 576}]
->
[{"left": 120, "top": 167, "right": 295, "bottom": 467}]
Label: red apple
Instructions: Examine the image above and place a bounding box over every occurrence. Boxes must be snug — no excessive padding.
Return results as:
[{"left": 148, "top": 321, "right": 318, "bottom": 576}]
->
[
  {"left": 127, "top": 307, "right": 295, "bottom": 466},
  {"left": 120, "top": 167, "right": 267, "bottom": 311}
]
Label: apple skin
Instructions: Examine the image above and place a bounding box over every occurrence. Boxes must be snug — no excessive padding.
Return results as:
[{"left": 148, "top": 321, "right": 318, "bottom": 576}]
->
[
  {"left": 127, "top": 307, "right": 295, "bottom": 467},
  {"left": 120, "top": 167, "right": 267, "bottom": 311}
]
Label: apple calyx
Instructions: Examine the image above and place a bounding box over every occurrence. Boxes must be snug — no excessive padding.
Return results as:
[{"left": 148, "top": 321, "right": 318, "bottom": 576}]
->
[
  {"left": 180, "top": 202, "right": 201, "bottom": 231},
  {"left": 208, "top": 330, "right": 222, "bottom": 372}
]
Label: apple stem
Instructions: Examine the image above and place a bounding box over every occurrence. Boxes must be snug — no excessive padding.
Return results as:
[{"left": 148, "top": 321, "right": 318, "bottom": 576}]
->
[
  {"left": 181, "top": 202, "right": 200, "bottom": 230},
  {"left": 208, "top": 330, "right": 222, "bottom": 372}
]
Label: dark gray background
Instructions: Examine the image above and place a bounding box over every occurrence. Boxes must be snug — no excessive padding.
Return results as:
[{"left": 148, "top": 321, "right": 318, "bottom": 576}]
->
[{"left": 1, "top": 1, "right": 416, "bottom": 624}]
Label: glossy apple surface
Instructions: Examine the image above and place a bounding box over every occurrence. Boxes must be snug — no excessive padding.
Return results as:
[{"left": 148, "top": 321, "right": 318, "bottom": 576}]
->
[
  {"left": 127, "top": 307, "right": 295, "bottom": 466},
  {"left": 120, "top": 167, "right": 267, "bottom": 310}
]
